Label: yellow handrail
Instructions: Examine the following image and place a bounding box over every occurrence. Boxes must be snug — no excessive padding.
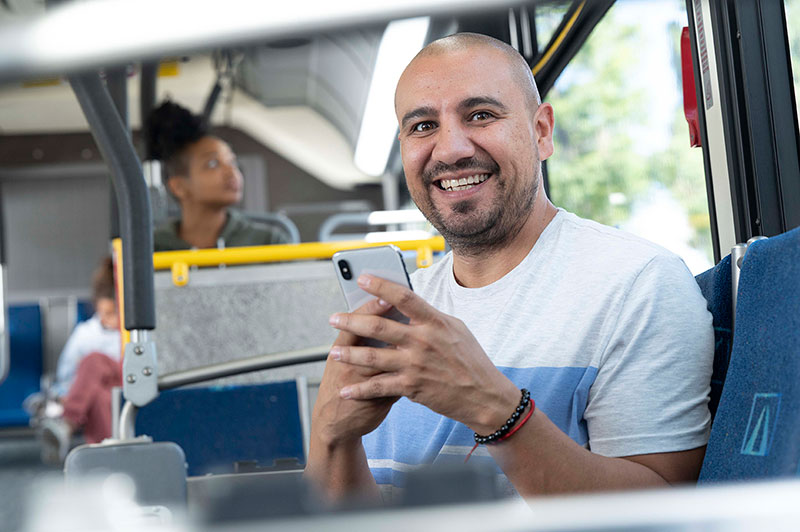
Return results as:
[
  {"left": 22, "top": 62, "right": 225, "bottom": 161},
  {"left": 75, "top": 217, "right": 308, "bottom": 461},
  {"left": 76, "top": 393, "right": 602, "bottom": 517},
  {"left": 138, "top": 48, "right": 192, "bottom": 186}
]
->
[
  {"left": 152, "top": 237, "right": 446, "bottom": 271},
  {"left": 113, "top": 236, "right": 445, "bottom": 344}
]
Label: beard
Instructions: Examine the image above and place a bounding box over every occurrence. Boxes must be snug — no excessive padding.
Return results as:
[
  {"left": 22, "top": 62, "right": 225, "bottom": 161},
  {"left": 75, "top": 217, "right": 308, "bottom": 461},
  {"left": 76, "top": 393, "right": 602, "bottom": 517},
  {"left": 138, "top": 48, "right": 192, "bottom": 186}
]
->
[{"left": 411, "top": 156, "right": 539, "bottom": 255}]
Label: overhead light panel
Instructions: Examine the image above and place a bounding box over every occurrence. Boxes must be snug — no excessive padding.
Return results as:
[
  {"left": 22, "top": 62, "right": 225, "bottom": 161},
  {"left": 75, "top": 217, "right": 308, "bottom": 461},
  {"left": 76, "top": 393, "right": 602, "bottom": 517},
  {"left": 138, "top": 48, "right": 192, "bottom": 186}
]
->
[{"left": 354, "top": 16, "right": 430, "bottom": 177}]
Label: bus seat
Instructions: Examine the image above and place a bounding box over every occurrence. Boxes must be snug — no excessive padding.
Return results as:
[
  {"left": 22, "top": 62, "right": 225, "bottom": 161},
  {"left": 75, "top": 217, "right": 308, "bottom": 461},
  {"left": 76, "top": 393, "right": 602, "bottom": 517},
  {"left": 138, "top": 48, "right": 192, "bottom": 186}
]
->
[
  {"left": 694, "top": 254, "right": 733, "bottom": 420},
  {"left": 76, "top": 299, "right": 94, "bottom": 323},
  {"left": 699, "top": 226, "right": 800, "bottom": 482},
  {"left": 0, "top": 304, "right": 43, "bottom": 427},
  {"left": 135, "top": 381, "right": 305, "bottom": 477},
  {"left": 152, "top": 261, "right": 339, "bottom": 388},
  {"left": 243, "top": 211, "right": 301, "bottom": 244}
]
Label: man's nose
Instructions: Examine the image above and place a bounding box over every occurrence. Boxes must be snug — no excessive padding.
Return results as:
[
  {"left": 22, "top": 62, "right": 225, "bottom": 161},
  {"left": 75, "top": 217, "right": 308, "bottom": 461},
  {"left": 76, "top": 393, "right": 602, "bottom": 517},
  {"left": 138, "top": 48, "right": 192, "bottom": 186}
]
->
[{"left": 431, "top": 122, "right": 475, "bottom": 164}]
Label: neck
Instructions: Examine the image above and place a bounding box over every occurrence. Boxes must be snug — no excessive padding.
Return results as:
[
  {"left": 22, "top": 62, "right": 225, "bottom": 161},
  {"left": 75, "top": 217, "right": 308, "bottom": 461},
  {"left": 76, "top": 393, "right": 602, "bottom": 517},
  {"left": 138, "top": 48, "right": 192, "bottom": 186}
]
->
[
  {"left": 451, "top": 193, "right": 557, "bottom": 288},
  {"left": 178, "top": 204, "right": 229, "bottom": 249}
]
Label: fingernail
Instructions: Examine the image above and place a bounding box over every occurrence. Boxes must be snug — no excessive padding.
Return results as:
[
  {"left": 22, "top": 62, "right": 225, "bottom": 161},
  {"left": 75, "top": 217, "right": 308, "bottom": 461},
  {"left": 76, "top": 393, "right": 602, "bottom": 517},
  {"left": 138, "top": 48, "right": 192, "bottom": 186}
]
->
[
  {"left": 330, "top": 346, "right": 341, "bottom": 360},
  {"left": 357, "top": 275, "right": 371, "bottom": 288},
  {"left": 329, "top": 314, "right": 340, "bottom": 326},
  {"left": 340, "top": 387, "right": 352, "bottom": 399},
  {"left": 378, "top": 299, "right": 390, "bottom": 307}
]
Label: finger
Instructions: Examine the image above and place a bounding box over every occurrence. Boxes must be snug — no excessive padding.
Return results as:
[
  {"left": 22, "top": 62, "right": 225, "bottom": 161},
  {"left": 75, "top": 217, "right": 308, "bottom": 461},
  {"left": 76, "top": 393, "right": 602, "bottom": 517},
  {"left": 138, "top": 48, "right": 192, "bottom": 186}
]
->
[
  {"left": 330, "top": 345, "right": 405, "bottom": 372},
  {"left": 331, "top": 298, "right": 393, "bottom": 347},
  {"left": 329, "top": 312, "right": 407, "bottom": 345},
  {"left": 357, "top": 274, "right": 437, "bottom": 322},
  {"left": 340, "top": 373, "right": 404, "bottom": 400},
  {"left": 354, "top": 296, "right": 394, "bottom": 316}
]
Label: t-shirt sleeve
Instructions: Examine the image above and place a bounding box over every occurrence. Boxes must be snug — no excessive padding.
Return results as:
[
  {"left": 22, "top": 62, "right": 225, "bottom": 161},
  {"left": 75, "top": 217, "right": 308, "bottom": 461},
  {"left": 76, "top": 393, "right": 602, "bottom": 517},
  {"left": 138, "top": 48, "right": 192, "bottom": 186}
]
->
[{"left": 583, "top": 253, "right": 714, "bottom": 457}]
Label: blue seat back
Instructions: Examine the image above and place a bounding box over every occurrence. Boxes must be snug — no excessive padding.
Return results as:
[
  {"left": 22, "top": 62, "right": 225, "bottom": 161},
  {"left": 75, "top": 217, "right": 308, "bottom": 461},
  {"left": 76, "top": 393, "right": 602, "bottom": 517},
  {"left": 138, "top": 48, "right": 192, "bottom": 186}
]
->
[
  {"left": 136, "top": 381, "right": 305, "bottom": 477},
  {"left": 76, "top": 299, "right": 94, "bottom": 323},
  {"left": 694, "top": 254, "right": 733, "bottom": 420},
  {"left": 0, "top": 304, "right": 43, "bottom": 426},
  {"left": 699, "top": 227, "right": 800, "bottom": 482}
]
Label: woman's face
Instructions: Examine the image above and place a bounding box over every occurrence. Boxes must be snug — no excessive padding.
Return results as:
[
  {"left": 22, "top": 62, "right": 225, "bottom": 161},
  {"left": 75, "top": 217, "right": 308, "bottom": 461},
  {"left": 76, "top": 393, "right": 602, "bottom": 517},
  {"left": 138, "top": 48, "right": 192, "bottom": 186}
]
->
[{"left": 171, "top": 136, "right": 244, "bottom": 209}]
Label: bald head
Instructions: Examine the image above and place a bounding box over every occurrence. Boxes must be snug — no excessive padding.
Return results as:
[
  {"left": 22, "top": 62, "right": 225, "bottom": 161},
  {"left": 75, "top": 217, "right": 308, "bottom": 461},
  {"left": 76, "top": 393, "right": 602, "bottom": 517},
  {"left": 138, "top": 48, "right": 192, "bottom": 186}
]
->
[{"left": 397, "top": 32, "right": 541, "bottom": 110}]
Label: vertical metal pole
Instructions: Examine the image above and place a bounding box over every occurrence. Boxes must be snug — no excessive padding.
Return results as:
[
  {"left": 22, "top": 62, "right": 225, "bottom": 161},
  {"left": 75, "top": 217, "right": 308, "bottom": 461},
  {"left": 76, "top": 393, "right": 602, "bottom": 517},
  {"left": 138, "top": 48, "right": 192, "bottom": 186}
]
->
[
  {"left": 730, "top": 243, "right": 746, "bottom": 327},
  {"left": 119, "top": 400, "right": 139, "bottom": 440},
  {"left": 140, "top": 61, "right": 158, "bottom": 141},
  {"left": 295, "top": 375, "right": 311, "bottom": 461},
  {"left": 0, "top": 188, "right": 8, "bottom": 384},
  {"left": 111, "top": 386, "right": 122, "bottom": 439},
  {"left": 69, "top": 72, "right": 158, "bottom": 407},
  {"left": 106, "top": 66, "right": 129, "bottom": 240}
]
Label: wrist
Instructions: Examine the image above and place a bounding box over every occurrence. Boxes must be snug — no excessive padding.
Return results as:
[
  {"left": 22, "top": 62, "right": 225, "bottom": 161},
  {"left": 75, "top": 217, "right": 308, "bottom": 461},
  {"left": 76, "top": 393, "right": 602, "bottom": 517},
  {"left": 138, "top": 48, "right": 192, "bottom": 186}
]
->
[{"left": 469, "top": 379, "right": 523, "bottom": 435}]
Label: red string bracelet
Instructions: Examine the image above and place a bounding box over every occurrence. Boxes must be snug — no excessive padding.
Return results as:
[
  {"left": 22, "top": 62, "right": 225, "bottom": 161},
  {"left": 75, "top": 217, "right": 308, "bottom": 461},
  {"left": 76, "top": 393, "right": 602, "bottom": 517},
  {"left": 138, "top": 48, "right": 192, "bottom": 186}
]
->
[{"left": 464, "top": 397, "right": 535, "bottom": 463}]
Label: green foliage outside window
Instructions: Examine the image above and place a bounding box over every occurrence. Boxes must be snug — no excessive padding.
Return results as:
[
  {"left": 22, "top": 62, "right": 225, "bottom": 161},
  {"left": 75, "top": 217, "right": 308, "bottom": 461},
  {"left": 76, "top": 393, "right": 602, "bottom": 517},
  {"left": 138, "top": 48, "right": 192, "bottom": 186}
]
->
[{"left": 545, "top": 2, "right": 713, "bottom": 266}]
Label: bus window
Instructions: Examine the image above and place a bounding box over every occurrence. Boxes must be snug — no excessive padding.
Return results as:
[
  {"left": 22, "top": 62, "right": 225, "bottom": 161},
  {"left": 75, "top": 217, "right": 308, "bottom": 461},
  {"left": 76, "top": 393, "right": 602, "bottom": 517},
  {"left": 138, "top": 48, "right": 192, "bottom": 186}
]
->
[
  {"left": 546, "top": 0, "right": 713, "bottom": 274},
  {"left": 784, "top": 0, "right": 800, "bottom": 122},
  {"left": 534, "top": 3, "right": 570, "bottom": 51}
]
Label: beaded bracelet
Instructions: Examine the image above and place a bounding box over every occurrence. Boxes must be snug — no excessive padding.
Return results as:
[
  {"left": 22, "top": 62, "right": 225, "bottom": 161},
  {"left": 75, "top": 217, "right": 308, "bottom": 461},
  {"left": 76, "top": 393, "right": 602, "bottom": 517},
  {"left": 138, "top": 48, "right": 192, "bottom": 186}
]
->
[
  {"left": 465, "top": 389, "right": 534, "bottom": 463},
  {"left": 473, "top": 388, "right": 531, "bottom": 445}
]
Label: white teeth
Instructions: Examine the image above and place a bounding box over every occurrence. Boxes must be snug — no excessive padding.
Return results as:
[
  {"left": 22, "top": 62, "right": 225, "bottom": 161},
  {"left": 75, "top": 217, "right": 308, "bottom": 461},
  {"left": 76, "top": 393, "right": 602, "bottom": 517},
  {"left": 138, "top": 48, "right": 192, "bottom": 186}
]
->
[{"left": 438, "top": 174, "right": 490, "bottom": 191}]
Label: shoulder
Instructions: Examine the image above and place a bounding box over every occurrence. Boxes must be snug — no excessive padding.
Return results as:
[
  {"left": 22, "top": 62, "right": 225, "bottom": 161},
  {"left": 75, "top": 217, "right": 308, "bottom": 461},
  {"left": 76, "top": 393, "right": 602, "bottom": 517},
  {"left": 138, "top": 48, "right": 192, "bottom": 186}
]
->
[
  {"left": 69, "top": 315, "right": 102, "bottom": 341},
  {"left": 153, "top": 218, "right": 188, "bottom": 251},
  {"left": 410, "top": 252, "right": 452, "bottom": 295},
  {"left": 552, "top": 210, "right": 688, "bottom": 280},
  {"left": 223, "top": 210, "right": 291, "bottom": 246}
]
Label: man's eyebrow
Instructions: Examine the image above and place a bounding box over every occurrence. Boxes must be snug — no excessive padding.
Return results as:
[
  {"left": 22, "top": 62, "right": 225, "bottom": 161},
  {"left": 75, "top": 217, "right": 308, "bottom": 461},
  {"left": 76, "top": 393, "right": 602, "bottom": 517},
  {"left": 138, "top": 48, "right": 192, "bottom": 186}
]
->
[
  {"left": 400, "top": 106, "right": 437, "bottom": 129},
  {"left": 459, "top": 96, "right": 508, "bottom": 112}
]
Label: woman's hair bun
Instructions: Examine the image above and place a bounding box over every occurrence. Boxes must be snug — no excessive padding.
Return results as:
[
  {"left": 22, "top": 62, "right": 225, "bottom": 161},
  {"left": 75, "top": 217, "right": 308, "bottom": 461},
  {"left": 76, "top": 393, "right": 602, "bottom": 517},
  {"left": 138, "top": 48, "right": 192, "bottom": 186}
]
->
[{"left": 145, "top": 101, "right": 208, "bottom": 161}]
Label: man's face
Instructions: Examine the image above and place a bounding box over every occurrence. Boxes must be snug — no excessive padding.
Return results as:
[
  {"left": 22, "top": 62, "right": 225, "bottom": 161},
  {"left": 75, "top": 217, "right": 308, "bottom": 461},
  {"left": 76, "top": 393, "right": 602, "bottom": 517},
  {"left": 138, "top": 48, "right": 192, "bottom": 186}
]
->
[{"left": 395, "top": 47, "right": 552, "bottom": 251}]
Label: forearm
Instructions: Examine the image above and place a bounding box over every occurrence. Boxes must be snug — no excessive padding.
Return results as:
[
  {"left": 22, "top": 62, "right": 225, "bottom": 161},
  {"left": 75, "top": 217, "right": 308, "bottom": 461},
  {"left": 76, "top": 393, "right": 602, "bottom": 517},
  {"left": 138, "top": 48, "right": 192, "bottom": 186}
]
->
[
  {"left": 488, "top": 407, "right": 669, "bottom": 496},
  {"left": 305, "top": 434, "right": 380, "bottom": 503}
]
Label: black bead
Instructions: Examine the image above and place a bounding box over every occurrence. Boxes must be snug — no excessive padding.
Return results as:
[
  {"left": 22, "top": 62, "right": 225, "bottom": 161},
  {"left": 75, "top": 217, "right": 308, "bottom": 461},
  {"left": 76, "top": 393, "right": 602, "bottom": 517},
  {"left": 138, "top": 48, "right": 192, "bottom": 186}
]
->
[{"left": 502, "top": 425, "right": 509, "bottom": 431}]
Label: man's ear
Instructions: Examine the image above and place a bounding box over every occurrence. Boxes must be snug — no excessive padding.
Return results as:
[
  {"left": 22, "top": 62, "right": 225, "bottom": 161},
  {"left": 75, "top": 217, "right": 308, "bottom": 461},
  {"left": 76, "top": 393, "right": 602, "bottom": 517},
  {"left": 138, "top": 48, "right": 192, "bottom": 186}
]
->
[{"left": 533, "top": 103, "right": 555, "bottom": 161}]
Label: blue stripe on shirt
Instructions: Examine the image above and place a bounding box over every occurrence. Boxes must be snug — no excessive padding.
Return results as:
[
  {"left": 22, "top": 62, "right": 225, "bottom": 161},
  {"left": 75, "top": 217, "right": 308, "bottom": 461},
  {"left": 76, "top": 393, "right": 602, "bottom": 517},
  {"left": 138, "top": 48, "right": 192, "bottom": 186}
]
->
[{"left": 364, "top": 365, "right": 598, "bottom": 488}]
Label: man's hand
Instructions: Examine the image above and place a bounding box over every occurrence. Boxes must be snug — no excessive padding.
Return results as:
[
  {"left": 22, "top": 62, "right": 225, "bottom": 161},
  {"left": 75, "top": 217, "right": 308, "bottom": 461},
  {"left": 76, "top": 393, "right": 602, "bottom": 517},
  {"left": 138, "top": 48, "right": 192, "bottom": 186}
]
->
[
  {"left": 312, "top": 296, "right": 399, "bottom": 448},
  {"left": 306, "top": 296, "right": 400, "bottom": 502},
  {"left": 328, "top": 274, "right": 520, "bottom": 435}
]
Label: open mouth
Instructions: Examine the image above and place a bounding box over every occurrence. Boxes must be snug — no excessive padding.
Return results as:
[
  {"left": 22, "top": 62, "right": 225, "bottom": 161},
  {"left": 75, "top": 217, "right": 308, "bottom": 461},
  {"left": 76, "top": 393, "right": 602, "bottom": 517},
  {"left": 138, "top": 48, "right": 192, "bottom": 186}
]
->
[{"left": 435, "top": 173, "right": 490, "bottom": 192}]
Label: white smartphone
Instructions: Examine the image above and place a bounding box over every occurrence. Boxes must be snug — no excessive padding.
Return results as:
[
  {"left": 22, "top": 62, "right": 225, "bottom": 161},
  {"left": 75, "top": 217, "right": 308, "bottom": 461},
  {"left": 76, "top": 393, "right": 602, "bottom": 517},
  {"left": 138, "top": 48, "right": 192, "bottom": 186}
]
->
[{"left": 332, "top": 245, "right": 413, "bottom": 347}]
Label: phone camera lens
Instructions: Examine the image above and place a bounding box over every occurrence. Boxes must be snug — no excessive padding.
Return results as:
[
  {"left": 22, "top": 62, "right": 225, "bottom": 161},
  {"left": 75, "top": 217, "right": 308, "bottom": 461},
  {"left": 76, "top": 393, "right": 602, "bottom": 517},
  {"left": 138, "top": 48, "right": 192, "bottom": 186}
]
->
[{"left": 338, "top": 260, "right": 352, "bottom": 280}]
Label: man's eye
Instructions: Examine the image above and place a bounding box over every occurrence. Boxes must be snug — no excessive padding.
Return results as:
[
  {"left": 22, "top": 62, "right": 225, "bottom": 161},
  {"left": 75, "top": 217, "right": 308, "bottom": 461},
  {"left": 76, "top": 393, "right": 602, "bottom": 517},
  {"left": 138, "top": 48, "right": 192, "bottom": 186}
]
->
[
  {"left": 413, "top": 121, "right": 435, "bottom": 133},
  {"left": 206, "top": 158, "right": 219, "bottom": 169},
  {"left": 470, "top": 111, "right": 492, "bottom": 121}
]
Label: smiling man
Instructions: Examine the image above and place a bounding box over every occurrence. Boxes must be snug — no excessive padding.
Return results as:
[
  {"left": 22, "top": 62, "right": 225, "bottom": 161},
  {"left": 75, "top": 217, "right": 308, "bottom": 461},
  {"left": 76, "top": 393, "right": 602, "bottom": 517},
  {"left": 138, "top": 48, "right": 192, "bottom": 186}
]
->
[{"left": 305, "top": 33, "right": 714, "bottom": 501}]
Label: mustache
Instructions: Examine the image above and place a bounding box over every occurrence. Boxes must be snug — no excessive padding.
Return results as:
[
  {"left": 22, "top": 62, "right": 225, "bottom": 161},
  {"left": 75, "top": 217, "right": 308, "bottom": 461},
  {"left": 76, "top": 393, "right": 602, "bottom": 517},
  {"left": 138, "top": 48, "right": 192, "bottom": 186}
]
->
[{"left": 422, "top": 158, "right": 500, "bottom": 185}]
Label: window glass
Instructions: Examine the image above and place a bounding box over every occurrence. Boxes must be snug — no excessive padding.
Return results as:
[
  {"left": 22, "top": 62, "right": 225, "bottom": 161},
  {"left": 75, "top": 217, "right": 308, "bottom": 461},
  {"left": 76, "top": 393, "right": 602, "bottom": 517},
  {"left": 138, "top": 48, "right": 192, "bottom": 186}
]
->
[
  {"left": 534, "top": 2, "right": 571, "bottom": 52},
  {"left": 784, "top": 0, "right": 800, "bottom": 124},
  {"left": 545, "top": 0, "right": 713, "bottom": 273}
]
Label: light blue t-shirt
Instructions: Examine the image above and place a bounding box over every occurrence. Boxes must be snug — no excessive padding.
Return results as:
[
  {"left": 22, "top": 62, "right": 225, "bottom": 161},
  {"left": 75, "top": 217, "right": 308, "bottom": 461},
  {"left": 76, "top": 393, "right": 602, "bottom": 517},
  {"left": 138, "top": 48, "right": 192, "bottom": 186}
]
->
[{"left": 363, "top": 209, "right": 714, "bottom": 499}]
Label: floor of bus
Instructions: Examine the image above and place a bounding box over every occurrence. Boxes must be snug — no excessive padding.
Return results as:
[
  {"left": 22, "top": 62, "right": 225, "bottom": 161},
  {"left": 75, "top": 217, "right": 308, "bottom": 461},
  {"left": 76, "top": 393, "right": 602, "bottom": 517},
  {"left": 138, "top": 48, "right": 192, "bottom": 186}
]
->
[{"left": 0, "top": 431, "right": 63, "bottom": 531}]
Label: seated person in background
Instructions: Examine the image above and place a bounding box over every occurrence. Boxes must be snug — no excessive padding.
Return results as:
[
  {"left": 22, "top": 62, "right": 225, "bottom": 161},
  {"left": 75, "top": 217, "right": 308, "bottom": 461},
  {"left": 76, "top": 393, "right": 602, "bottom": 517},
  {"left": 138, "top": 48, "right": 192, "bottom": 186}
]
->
[
  {"left": 52, "top": 257, "right": 120, "bottom": 397},
  {"left": 38, "top": 257, "right": 122, "bottom": 462},
  {"left": 306, "top": 33, "right": 714, "bottom": 502},
  {"left": 146, "top": 101, "right": 291, "bottom": 251}
]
